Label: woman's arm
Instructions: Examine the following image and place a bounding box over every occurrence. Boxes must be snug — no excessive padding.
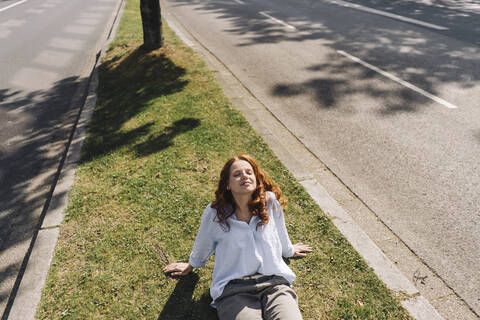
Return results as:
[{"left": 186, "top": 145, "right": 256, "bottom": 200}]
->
[
  {"left": 163, "top": 205, "right": 216, "bottom": 277},
  {"left": 269, "top": 192, "right": 312, "bottom": 258}
]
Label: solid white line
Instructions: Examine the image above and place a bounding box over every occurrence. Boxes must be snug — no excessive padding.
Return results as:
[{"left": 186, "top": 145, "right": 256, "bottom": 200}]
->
[
  {"left": 0, "top": 0, "right": 28, "bottom": 12},
  {"left": 337, "top": 50, "right": 458, "bottom": 109},
  {"left": 259, "top": 11, "right": 296, "bottom": 30},
  {"left": 328, "top": 0, "right": 449, "bottom": 31},
  {"left": 234, "top": 0, "right": 245, "bottom": 4}
]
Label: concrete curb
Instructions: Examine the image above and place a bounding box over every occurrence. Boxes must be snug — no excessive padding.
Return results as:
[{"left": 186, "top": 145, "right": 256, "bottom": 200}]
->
[
  {"left": 5, "top": 0, "right": 126, "bottom": 319},
  {"left": 162, "top": 5, "right": 447, "bottom": 320}
]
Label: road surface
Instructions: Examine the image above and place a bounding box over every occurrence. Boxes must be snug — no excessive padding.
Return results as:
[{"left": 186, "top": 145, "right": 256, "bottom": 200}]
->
[
  {"left": 0, "top": 0, "right": 119, "bottom": 317},
  {"left": 163, "top": 0, "right": 480, "bottom": 316}
]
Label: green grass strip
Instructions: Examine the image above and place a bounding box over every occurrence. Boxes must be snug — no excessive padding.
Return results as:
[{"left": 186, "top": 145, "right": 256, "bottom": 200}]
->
[{"left": 36, "top": 0, "right": 412, "bottom": 319}]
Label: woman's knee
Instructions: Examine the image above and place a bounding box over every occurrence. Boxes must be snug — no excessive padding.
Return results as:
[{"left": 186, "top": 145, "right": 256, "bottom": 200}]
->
[{"left": 263, "top": 285, "right": 302, "bottom": 320}]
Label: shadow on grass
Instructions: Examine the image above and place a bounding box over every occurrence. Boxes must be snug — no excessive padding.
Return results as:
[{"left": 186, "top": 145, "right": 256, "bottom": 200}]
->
[
  {"left": 135, "top": 118, "right": 201, "bottom": 156},
  {"left": 159, "top": 273, "right": 218, "bottom": 320},
  {"left": 81, "top": 46, "right": 189, "bottom": 163}
]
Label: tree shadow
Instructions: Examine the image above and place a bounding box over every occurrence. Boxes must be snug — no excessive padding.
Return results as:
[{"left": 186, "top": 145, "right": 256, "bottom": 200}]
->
[
  {"left": 271, "top": 58, "right": 429, "bottom": 115},
  {"left": 168, "top": 0, "right": 480, "bottom": 115},
  {"left": 80, "top": 46, "right": 189, "bottom": 162},
  {"left": 158, "top": 273, "right": 218, "bottom": 320},
  {"left": 337, "top": 0, "right": 480, "bottom": 44},
  {"left": 0, "top": 45, "right": 189, "bottom": 315},
  {"left": 0, "top": 74, "right": 84, "bottom": 316},
  {"left": 135, "top": 118, "right": 201, "bottom": 156},
  {"left": 0, "top": 88, "right": 21, "bottom": 102}
]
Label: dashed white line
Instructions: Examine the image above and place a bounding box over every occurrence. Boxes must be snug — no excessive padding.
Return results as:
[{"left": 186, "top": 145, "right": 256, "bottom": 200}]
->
[
  {"left": 327, "top": 0, "right": 449, "bottom": 31},
  {"left": 50, "top": 37, "right": 85, "bottom": 50},
  {"left": 234, "top": 0, "right": 245, "bottom": 4},
  {"left": 0, "top": 19, "right": 25, "bottom": 27},
  {"left": 337, "top": 50, "right": 458, "bottom": 109},
  {"left": 10, "top": 67, "right": 59, "bottom": 90},
  {"left": 0, "top": 0, "right": 28, "bottom": 12},
  {"left": 259, "top": 11, "right": 296, "bottom": 30}
]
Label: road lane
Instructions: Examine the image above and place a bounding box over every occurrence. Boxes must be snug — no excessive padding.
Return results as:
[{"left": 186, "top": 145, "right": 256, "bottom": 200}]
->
[
  {"left": 334, "top": 0, "right": 480, "bottom": 45},
  {"left": 162, "top": 0, "right": 480, "bottom": 316},
  {"left": 0, "top": 0, "right": 29, "bottom": 12},
  {"left": 259, "top": 11, "right": 296, "bottom": 30},
  {"left": 0, "top": 0, "right": 119, "bottom": 316},
  {"left": 326, "top": 0, "right": 449, "bottom": 31},
  {"left": 336, "top": 50, "right": 458, "bottom": 109}
]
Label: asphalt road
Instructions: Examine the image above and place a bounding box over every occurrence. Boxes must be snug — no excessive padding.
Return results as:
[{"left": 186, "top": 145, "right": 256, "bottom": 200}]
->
[
  {"left": 162, "top": 0, "right": 480, "bottom": 315},
  {"left": 0, "top": 0, "right": 118, "bottom": 316}
]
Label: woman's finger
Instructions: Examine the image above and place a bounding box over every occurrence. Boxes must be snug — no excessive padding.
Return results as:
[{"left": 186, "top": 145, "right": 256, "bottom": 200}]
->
[
  {"left": 164, "top": 265, "right": 180, "bottom": 273},
  {"left": 164, "top": 264, "right": 174, "bottom": 271},
  {"left": 299, "top": 245, "right": 312, "bottom": 250}
]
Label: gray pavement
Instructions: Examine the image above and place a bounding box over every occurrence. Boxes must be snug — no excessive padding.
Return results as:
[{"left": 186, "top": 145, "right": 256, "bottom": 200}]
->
[
  {"left": 0, "top": 0, "right": 477, "bottom": 319},
  {"left": 0, "top": 0, "right": 123, "bottom": 318},
  {"left": 162, "top": 0, "right": 480, "bottom": 318}
]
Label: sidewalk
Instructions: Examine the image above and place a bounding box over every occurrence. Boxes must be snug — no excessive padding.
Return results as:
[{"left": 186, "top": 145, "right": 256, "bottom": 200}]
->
[{"left": 15, "top": 0, "right": 466, "bottom": 319}]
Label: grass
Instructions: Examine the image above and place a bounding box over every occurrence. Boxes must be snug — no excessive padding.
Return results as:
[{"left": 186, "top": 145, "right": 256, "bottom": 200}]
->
[{"left": 36, "top": 0, "right": 412, "bottom": 319}]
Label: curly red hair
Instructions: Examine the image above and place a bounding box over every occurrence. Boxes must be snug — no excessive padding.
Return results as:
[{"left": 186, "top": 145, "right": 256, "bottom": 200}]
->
[{"left": 212, "top": 154, "right": 286, "bottom": 231}]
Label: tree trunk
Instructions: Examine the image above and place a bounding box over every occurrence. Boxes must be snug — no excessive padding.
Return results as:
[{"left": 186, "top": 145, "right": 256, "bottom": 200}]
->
[{"left": 140, "top": 0, "right": 162, "bottom": 50}]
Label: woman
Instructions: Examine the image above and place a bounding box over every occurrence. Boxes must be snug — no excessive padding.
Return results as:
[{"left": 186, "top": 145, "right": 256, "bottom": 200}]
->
[{"left": 164, "top": 154, "right": 312, "bottom": 319}]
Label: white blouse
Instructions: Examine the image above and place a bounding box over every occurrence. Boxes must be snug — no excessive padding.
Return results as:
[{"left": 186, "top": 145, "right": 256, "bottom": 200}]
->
[{"left": 188, "top": 191, "right": 296, "bottom": 302}]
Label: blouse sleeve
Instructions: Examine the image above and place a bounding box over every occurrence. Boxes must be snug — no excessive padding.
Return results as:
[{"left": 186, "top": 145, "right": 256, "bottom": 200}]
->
[
  {"left": 269, "top": 192, "right": 295, "bottom": 258},
  {"left": 188, "top": 204, "right": 216, "bottom": 268}
]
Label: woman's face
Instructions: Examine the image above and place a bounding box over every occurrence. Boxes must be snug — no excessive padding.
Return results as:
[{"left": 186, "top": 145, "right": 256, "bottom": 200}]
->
[{"left": 228, "top": 160, "right": 257, "bottom": 196}]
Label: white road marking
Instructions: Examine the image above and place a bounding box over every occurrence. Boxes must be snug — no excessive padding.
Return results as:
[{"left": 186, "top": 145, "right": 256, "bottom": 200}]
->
[
  {"left": 76, "top": 18, "right": 101, "bottom": 26},
  {"left": 259, "top": 12, "right": 296, "bottom": 30},
  {"left": 33, "top": 50, "right": 74, "bottom": 68},
  {"left": 0, "top": 0, "right": 28, "bottom": 12},
  {"left": 337, "top": 50, "right": 458, "bottom": 109},
  {"left": 327, "top": 0, "right": 449, "bottom": 31},
  {"left": 10, "top": 67, "right": 59, "bottom": 90},
  {"left": 5, "top": 134, "right": 27, "bottom": 146},
  {"left": 64, "top": 25, "right": 95, "bottom": 35},
  {"left": 0, "top": 29, "right": 11, "bottom": 38},
  {"left": 49, "top": 37, "right": 85, "bottom": 50},
  {"left": 80, "top": 12, "right": 104, "bottom": 18},
  {"left": 26, "top": 8, "right": 44, "bottom": 14},
  {"left": 234, "top": 0, "right": 245, "bottom": 4},
  {"left": 88, "top": 6, "right": 111, "bottom": 11},
  {"left": 0, "top": 19, "right": 25, "bottom": 27}
]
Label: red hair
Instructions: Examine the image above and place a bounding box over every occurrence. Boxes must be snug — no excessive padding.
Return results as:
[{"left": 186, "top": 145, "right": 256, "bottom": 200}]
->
[{"left": 212, "top": 154, "right": 286, "bottom": 231}]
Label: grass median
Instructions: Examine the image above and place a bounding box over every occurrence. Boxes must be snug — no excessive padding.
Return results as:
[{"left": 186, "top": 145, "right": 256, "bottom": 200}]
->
[{"left": 36, "top": 0, "right": 412, "bottom": 319}]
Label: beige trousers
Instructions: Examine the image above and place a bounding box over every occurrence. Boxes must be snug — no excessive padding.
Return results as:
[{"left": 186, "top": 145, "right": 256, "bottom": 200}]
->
[{"left": 215, "top": 274, "right": 303, "bottom": 320}]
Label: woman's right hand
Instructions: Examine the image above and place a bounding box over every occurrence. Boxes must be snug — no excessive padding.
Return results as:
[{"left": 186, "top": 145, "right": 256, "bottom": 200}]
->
[{"left": 163, "top": 262, "right": 193, "bottom": 276}]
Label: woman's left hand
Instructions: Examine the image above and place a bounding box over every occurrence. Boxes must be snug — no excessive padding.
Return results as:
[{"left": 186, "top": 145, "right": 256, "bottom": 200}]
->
[{"left": 293, "top": 243, "right": 312, "bottom": 257}]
